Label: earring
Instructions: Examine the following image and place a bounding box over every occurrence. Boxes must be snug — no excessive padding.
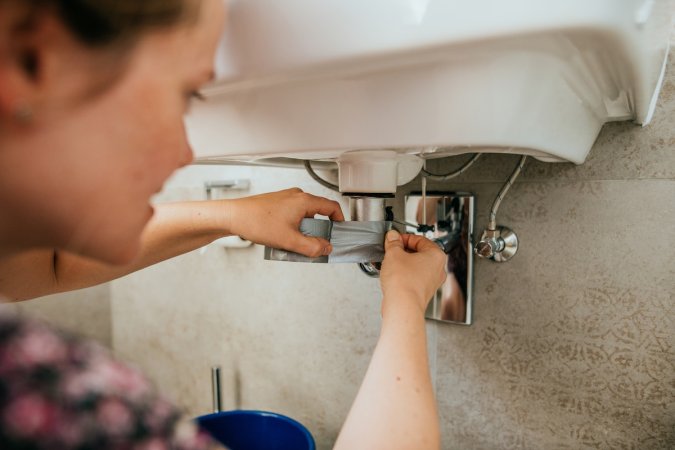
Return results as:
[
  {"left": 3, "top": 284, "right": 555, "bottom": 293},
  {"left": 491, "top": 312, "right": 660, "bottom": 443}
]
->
[{"left": 13, "top": 101, "right": 33, "bottom": 123}]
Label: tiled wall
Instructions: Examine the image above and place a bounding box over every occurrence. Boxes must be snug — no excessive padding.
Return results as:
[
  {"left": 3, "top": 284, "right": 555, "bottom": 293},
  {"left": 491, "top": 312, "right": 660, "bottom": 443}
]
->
[
  {"left": 110, "top": 56, "right": 673, "bottom": 450},
  {"left": 410, "top": 55, "right": 675, "bottom": 448},
  {"left": 12, "top": 285, "right": 112, "bottom": 347},
  {"left": 111, "top": 165, "right": 381, "bottom": 449}
]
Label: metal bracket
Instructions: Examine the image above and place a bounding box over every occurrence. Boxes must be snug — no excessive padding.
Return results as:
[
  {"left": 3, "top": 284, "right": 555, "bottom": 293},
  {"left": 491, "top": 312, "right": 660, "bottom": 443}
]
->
[{"left": 205, "top": 179, "right": 250, "bottom": 200}]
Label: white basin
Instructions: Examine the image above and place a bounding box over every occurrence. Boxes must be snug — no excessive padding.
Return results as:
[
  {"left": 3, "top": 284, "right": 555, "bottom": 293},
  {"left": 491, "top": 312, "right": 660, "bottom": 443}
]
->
[{"left": 186, "top": 0, "right": 673, "bottom": 164}]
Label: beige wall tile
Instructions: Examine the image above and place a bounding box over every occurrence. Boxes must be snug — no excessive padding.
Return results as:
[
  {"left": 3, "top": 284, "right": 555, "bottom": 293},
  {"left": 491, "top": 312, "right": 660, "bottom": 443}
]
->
[
  {"left": 112, "top": 166, "right": 384, "bottom": 449},
  {"left": 112, "top": 242, "right": 383, "bottom": 450},
  {"left": 12, "top": 284, "right": 112, "bottom": 347},
  {"left": 425, "top": 180, "right": 674, "bottom": 449}
]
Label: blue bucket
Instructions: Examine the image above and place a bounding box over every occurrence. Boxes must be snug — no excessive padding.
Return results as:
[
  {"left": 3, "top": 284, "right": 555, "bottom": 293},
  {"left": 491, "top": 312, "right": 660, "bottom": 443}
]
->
[{"left": 196, "top": 410, "right": 316, "bottom": 450}]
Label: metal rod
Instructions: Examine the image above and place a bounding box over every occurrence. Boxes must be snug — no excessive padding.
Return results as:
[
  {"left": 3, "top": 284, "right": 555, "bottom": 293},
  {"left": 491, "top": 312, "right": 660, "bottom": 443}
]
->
[
  {"left": 422, "top": 162, "right": 428, "bottom": 229},
  {"left": 392, "top": 218, "right": 419, "bottom": 229},
  {"left": 211, "top": 366, "right": 222, "bottom": 413},
  {"left": 204, "top": 179, "right": 250, "bottom": 200}
]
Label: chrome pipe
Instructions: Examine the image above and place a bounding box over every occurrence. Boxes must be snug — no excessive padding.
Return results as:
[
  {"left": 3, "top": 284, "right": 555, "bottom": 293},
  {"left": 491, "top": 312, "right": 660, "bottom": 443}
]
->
[
  {"left": 349, "top": 197, "right": 386, "bottom": 221},
  {"left": 211, "top": 366, "right": 222, "bottom": 413}
]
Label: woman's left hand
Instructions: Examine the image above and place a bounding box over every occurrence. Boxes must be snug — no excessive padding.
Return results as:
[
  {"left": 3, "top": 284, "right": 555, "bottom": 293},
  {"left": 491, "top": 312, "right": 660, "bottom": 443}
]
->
[{"left": 224, "top": 188, "right": 344, "bottom": 257}]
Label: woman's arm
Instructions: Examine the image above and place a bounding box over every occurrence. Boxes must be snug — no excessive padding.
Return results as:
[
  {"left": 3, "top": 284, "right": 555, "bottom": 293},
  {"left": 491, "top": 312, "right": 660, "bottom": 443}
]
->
[
  {"left": 334, "top": 231, "right": 446, "bottom": 450},
  {"left": 0, "top": 201, "right": 226, "bottom": 301},
  {"left": 0, "top": 188, "right": 343, "bottom": 301}
]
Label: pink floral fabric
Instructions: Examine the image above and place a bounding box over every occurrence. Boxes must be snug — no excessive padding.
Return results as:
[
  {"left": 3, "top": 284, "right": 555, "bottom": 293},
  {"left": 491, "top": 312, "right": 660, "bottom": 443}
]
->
[{"left": 0, "top": 307, "right": 215, "bottom": 450}]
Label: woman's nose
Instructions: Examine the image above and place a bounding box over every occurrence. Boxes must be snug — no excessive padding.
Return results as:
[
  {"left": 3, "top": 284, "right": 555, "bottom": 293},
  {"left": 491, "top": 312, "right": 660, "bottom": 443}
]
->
[{"left": 180, "top": 143, "right": 194, "bottom": 168}]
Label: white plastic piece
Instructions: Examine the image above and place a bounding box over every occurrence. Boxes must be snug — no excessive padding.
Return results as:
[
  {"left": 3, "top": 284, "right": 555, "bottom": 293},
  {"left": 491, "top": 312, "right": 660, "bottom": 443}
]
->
[
  {"left": 337, "top": 150, "right": 423, "bottom": 194},
  {"left": 186, "top": 0, "right": 673, "bottom": 165},
  {"left": 199, "top": 236, "right": 253, "bottom": 255},
  {"left": 397, "top": 154, "right": 425, "bottom": 186},
  {"left": 213, "top": 236, "right": 253, "bottom": 249}
]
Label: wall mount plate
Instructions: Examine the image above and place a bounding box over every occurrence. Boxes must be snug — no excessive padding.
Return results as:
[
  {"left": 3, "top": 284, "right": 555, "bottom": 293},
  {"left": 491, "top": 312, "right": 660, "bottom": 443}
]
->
[{"left": 404, "top": 192, "right": 475, "bottom": 325}]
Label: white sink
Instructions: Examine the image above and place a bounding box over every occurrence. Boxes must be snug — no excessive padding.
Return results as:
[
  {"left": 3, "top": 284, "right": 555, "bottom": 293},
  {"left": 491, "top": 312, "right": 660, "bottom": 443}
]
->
[{"left": 186, "top": 0, "right": 673, "bottom": 164}]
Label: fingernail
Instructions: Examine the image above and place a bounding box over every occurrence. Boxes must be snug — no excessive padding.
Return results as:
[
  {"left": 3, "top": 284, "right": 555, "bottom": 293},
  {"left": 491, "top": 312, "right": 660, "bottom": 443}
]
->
[
  {"left": 323, "top": 244, "right": 332, "bottom": 255},
  {"left": 386, "top": 230, "right": 400, "bottom": 242}
]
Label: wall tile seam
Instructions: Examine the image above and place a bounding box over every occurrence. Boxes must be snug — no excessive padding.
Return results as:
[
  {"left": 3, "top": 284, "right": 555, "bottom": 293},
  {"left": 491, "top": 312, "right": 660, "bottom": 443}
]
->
[{"left": 411, "top": 177, "right": 675, "bottom": 186}]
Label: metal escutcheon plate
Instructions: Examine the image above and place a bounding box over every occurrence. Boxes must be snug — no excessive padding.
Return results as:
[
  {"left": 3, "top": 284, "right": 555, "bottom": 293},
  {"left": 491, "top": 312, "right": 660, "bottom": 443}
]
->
[{"left": 404, "top": 192, "right": 475, "bottom": 325}]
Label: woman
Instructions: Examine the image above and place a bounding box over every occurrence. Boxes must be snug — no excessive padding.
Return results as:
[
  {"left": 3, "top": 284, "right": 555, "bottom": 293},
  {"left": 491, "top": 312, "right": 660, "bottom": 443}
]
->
[{"left": 0, "top": 0, "right": 446, "bottom": 448}]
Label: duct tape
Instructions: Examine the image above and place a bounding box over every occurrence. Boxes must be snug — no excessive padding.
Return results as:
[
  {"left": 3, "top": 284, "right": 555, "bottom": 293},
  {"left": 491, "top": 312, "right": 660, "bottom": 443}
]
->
[{"left": 264, "top": 218, "right": 392, "bottom": 263}]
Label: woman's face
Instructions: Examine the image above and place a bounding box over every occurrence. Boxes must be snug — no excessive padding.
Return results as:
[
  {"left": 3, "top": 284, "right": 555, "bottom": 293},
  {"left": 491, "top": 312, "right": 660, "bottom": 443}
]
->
[{"left": 0, "top": 0, "right": 226, "bottom": 263}]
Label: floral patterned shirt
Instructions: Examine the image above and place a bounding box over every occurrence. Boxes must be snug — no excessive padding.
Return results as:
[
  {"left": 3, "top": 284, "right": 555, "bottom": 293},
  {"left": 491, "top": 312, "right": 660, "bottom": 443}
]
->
[{"left": 0, "top": 307, "right": 215, "bottom": 450}]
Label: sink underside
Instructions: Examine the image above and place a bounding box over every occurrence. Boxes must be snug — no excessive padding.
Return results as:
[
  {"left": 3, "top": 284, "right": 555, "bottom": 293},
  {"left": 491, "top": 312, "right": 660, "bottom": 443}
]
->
[{"left": 186, "top": 0, "right": 672, "bottom": 165}]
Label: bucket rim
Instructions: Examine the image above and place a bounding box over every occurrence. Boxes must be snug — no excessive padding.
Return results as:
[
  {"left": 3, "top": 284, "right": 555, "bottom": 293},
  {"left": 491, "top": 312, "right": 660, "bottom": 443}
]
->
[{"left": 195, "top": 409, "right": 315, "bottom": 449}]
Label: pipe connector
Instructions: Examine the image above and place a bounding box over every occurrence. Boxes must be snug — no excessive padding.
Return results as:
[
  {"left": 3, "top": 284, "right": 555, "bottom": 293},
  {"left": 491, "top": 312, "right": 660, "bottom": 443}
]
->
[{"left": 474, "top": 226, "right": 518, "bottom": 262}]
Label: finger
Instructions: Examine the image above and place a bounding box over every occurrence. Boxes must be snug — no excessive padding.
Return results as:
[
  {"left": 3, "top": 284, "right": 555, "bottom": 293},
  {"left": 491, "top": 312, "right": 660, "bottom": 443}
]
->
[
  {"left": 400, "top": 233, "right": 420, "bottom": 249},
  {"left": 401, "top": 234, "right": 442, "bottom": 253},
  {"left": 304, "top": 194, "right": 345, "bottom": 221},
  {"left": 384, "top": 230, "right": 405, "bottom": 253},
  {"left": 289, "top": 234, "right": 332, "bottom": 258}
]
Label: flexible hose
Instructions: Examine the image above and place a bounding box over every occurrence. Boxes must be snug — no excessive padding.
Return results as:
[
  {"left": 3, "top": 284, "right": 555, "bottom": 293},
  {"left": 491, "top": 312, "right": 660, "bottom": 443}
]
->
[
  {"left": 304, "top": 160, "right": 340, "bottom": 192},
  {"left": 488, "top": 155, "right": 528, "bottom": 230},
  {"left": 422, "top": 153, "right": 481, "bottom": 180}
]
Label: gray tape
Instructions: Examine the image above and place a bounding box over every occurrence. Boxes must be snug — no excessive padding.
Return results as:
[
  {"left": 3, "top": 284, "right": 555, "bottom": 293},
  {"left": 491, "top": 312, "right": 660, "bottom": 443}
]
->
[{"left": 264, "top": 218, "right": 392, "bottom": 263}]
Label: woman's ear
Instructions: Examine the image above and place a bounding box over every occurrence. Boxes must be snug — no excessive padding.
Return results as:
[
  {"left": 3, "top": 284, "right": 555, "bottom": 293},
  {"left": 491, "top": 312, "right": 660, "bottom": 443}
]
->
[
  {"left": 0, "top": 5, "right": 42, "bottom": 125},
  {"left": 0, "top": 6, "right": 103, "bottom": 127}
]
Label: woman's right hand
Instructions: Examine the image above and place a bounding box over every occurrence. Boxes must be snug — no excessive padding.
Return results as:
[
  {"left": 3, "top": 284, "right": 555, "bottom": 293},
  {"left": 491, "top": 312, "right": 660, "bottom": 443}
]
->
[
  {"left": 336, "top": 229, "right": 443, "bottom": 450},
  {"left": 224, "top": 188, "right": 344, "bottom": 257},
  {"left": 379, "top": 230, "right": 447, "bottom": 315}
]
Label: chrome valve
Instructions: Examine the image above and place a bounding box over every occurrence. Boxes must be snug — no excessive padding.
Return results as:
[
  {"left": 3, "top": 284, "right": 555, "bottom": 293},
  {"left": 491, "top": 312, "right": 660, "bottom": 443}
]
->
[{"left": 474, "top": 226, "right": 518, "bottom": 262}]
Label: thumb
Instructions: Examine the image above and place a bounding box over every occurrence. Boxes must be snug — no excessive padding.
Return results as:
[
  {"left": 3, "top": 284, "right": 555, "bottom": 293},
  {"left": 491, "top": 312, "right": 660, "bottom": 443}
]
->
[
  {"left": 384, "top": 229, "right": 404, "bottom": 252},
  {"left": 291, "top": 234, "right": 332, "bottom": 258}
]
